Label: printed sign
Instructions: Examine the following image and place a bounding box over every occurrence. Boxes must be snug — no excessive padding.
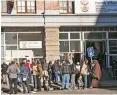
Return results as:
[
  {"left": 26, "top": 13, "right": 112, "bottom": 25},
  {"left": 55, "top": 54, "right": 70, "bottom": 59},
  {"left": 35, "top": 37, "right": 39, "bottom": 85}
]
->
[
  {"left": 75, "top": 0, "right": 117, "bottom": 14},
  {"left": 95, "top": 0, "right": 117, "bottom": 13},
  {"left": 20, "top": 41, "right": 42, "bottom": 49},
  {"left": 87, "top": 47, "right": 94, "bottom": 57}
]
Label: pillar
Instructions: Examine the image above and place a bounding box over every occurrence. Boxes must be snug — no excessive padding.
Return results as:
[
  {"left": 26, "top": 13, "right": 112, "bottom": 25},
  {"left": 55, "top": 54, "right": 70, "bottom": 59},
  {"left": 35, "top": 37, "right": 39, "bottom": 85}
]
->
[{"left": 45, "top": 26, "right": 60, "bottom": 63}]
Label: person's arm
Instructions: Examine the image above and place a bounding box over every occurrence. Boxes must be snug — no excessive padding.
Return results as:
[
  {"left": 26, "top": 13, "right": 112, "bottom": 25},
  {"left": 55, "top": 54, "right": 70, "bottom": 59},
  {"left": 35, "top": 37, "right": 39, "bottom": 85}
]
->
[{"left": 6, "top": 67, "right": 9, "bottom": 74}]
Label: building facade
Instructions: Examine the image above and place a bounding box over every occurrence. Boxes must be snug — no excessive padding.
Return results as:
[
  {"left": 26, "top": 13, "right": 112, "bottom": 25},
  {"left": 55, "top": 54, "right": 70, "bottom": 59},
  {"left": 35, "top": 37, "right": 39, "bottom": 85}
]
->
[{"left": 1, "top": 0, "right": 117, "bottom": 68}]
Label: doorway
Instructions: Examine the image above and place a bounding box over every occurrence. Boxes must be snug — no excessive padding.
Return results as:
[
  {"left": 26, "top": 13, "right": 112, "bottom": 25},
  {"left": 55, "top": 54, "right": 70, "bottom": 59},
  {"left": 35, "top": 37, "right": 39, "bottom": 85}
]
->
[{"left": 84, "top": 41, "right": 106, "bottom": 68}]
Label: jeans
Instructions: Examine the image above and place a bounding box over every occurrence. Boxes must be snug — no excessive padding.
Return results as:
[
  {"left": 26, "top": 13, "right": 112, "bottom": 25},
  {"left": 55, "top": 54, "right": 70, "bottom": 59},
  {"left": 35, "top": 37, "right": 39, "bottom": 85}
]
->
[
  {"left": 33, "top": 75, "right": 37, "bottom": 89},
  {"left": 71, "top": 74, "right": 76, "bottom": 89},
  {"left": 54, "top": 72, "right": 58, "bottom": 83},
  {"left": 22, "top": 79, "right": 30, "bottom": 93},
  {"left": 9, "top": 78, "right": 17, "bottom": 94},
  {"left": 82, "top": 74, "right": 87, "bottom": 88},
  {"left": 62, "top": 74, "right": 70, "bottom": 89}
]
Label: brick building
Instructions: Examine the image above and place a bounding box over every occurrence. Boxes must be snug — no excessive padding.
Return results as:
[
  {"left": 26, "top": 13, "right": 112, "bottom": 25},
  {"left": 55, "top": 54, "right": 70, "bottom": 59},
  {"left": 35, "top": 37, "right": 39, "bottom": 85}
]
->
[{"left": 1, "top": 0, "right": 117, "bottom": 68}]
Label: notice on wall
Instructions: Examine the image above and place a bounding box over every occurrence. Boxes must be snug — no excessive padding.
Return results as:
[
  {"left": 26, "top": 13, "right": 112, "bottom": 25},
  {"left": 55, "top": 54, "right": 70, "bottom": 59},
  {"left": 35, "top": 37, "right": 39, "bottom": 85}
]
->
[
  {"left": 95, "top": 1, "right": 117, "bottom": 13},
  {"left": 20, "top": 41, "right": 42, "bottom": 49},
  {"left": 75, "top": 0, "right": 117, "bottom": 14}
]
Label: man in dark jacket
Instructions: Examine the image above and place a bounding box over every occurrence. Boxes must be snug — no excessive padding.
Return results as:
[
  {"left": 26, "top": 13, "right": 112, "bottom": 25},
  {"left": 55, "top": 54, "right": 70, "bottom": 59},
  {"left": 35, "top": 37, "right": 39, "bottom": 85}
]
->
[
  {"left": 7, "top": 61, "right": 19, "bottom": 94},
  {"left": 61, "top": 60, "right": 71, "bottom": 90},
  {"left": 70, "top": 62, "right": 80, "bottom": 89},
  {"left": 1, "top": 62, "right": 8, "bottom": 84},
  {"left": 48, "top": 61, "right": 53, "bottom": 86},
  {"left": 20, "top": 62, "right": 30, "bottom": 93}
]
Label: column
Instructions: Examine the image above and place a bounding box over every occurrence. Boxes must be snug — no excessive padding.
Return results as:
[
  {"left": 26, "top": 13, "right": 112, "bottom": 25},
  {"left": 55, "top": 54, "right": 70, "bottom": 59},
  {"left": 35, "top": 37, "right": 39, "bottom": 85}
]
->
[{"left": 45, "top": 26, "right": 60, "bottom": 63}]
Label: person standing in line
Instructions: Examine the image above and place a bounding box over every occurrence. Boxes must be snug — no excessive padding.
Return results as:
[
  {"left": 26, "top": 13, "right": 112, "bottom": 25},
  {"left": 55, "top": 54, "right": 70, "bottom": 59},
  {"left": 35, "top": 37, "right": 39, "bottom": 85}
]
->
[
  {"left": 36, "top": 61, "right": 43, "bottom": 91},
  {"left": 1, "top": 62, "right": 8, "bottom": 84},
  {"left": 20, "top": 62, "right": 30, "bottom": 93},
  {"left": 32, "top": 62, "right": 37, "bottom": 90},
  {"left": 25, "top": 60, "right": 31, "bottom": 83},
  {"left": 42, "top": 59, "right": 48, "bottom": 84},
  {"left": 61, "top": 59, "right": 71, "bottom": 90},
  {"left": 48, "top": 61, "right": 53, "bottom": 86},
  {"left": 71, "top": 62, "right": 80, "bottom": 89},
  {"left": 91, "top": 60, "right": 101, "bottom": 88},
  {"left": 80, "top": 59, "right": 89, "bottom": 90},
  {"left": 7, "top": 61, "right": 19, "bottom": 94},
  {"left": 53, "top": 60, "right": 60, "bottom": 84}
]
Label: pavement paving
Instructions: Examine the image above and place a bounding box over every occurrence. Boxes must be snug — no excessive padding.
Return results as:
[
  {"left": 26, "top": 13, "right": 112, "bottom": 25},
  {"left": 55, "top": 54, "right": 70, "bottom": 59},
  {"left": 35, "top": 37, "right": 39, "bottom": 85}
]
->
[
  {"left": 1, "top": 87, "right": 117, "bottom": 94},
  {"left": 2, "top": 80, "right": 117, "bottom": 94}
]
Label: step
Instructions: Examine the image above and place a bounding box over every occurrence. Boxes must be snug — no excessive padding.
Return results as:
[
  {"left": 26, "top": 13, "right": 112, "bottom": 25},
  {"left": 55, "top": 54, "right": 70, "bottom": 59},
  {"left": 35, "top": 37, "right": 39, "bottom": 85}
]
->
[{"left": 100, "top": 80, "right": 117, "bottom": 87}]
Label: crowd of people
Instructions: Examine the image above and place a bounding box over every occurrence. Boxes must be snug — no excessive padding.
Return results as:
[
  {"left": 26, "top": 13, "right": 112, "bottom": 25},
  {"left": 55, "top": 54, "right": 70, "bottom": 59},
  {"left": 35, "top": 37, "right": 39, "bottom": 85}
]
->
[{"left": 1, "top": 58, "right": 101, "bottom": 94}]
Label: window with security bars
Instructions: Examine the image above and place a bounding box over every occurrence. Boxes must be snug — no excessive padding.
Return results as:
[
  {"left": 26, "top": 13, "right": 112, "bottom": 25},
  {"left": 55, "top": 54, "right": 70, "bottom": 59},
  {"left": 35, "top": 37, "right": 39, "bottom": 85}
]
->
[
  {"left": 17, "top": 0, "right": 36, "bottom": 13},
  {"left": 59, "top": 0, "right": 75, "bottom": 14}
]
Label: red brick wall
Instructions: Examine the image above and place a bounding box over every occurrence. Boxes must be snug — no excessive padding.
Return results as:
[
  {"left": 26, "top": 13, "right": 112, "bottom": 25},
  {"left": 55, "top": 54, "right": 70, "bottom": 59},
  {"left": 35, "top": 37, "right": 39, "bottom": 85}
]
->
[{"left": 36, "top": 0, "right": 59, "bottom": 10}]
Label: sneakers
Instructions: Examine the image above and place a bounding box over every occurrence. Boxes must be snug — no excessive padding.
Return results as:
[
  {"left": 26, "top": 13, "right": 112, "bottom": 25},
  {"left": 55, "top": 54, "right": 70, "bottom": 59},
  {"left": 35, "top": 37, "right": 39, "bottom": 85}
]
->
[{"left": 84, "top": 88, "right": 87, "bottom": 90}]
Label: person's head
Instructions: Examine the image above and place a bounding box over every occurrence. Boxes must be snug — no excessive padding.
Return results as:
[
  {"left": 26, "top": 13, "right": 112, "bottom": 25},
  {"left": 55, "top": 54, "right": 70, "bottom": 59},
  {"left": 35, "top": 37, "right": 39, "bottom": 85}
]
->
[
  {"left": 33, "top": 62, "right": 36, "bottom": 66},
  {"left": 3, "top": 62, "right": 6, "bottom": 64},
  {"left": 49, "top": 61, "right": 52, "bottom": 64},
  {"left": 22, "top": 62, "right": 25, "bottom": 66},
  {"left": 37, "top": 60, "right": 41, "bottom": 64},
  {"left": 27, "top": 60, "right": 30, "bottom": 62},
  {"left": 85, "top": 59, "right": 88, "bottom": 65},
  {"left": 11, "top": 61, "right": 15, "bottom": 65},
  {"left": 54, "top": 60, "right": 57, "bottom": 64}
]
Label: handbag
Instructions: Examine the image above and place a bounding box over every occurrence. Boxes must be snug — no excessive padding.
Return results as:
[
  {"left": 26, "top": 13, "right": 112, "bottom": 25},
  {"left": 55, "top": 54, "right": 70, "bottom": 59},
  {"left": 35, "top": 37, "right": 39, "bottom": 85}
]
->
[{"left": 91, "top": 72, "right": 98, "bottom": 80}]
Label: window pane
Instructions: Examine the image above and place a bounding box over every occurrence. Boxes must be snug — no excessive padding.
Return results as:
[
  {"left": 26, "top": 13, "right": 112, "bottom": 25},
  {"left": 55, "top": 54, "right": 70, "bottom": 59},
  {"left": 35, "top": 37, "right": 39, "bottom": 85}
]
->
[
  {"left": 1, "top": 1, "right": 7, "bottom": 12},
  {"left": 70, "top": 33, "right": 80, "bottom": 39},
  {"left": 60, "top": 41, "right": 69, "bottom": 52},
  {"left": 1, "top": 33, "right": 4, "bottom": 45},
  {"left": 18, "top": 33, "right": 43, "bottom": 57},
  {"left": 18, "top": 1, "right": 21, "bottom": 6},
  {"left": 1, "top": 58, "right": 5, "bottom": 64},
  {"left": 1, "top": 46, "right": 4, "bottom": 57},
  {"left": 5, "top": 33, "right": 17, "bottom": 45},
  {"left": 70, "top": 41, "right": 80, "bottom": 52},
  {"left": 59, "top": 33, "right": 68, "bottom": 39},
  {"left": 22, "top": 1, "right": 25, "bottom": 6},
  {"left": 6, "top": 46, "right": 18, "bottom": 58},
  {"left": 109, "top": 40, "right": 117, "bottom": 54},
  {"left": 109, "top": 32, "right": 117, "bottom": 39},
  {"left": 31, "top": 1, "right": 35, "bottom": 6},
  {"left": 27, "top": 1, "right": 30, "bottom": 6},
  {"left": 84, "top": 33, "right": 106, "bottom": 39}
]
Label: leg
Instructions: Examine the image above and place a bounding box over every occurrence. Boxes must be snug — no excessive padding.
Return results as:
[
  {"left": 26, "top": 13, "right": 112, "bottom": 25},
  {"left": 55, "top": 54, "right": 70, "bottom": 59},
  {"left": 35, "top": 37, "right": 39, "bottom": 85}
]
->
[
  {"left": 33, "top": 75, "right": 37, "bottom": 89},
  {"left": 55, "top": 72, "right": 58, "bottom": 83},
  {"left": 25, "top": 79, "right": 30, "bottom": 93},
  {"left": 36, "top": 76, "right": 41, "bottom": 91},
  {"left": 62, "top": 74, "right": 66, "bottom": 89},
  {"left": 88, "top": 74, "right": 92, "bottom": 88},
  {"left": 9, "top": 78, "right": 13, "bottom": 94},
  {"left": 22, "top": 81, "right": 26, "bottom": 93},
  {"left": 82, "top": 74, "right": 87, "bottom": 89},
  {"left": 66, "top": 74, "right": 70, "bottom": 89},
  {"left": 14, "top": 78, "right": 18, "bottom": 94}
]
